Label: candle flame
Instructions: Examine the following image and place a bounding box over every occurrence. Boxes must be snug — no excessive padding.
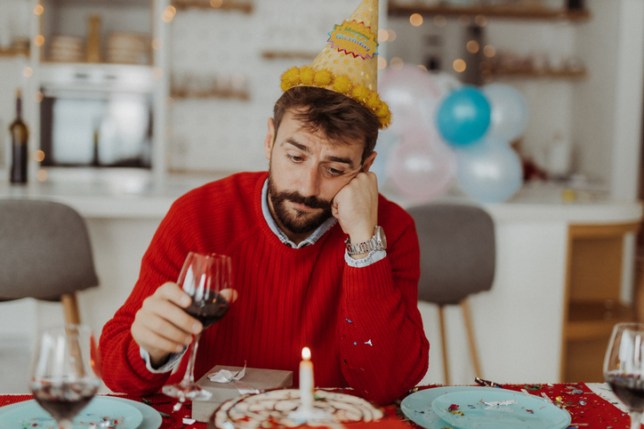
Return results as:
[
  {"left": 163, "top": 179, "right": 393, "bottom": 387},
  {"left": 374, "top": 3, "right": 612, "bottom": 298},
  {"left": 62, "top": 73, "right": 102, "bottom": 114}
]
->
[{"left": 302, "top": 347, "right": 311, "bottom": 360}]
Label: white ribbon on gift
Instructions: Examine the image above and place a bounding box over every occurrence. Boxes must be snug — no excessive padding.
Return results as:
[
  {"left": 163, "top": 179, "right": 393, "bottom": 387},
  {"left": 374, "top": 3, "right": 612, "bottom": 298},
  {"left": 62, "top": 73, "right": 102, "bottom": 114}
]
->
[{"left": 207, "top": 362, "right": 260, "bottom": 395}]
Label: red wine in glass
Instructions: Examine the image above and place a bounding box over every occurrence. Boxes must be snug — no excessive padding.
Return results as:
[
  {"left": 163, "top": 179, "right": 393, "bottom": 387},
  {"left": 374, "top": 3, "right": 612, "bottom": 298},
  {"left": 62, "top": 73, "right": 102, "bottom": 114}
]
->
[
  {"left": 185, "top": 293, "right": 230, "bottom": 328},
  {"left": 32, "top": 381, "right": 98, "bottom": 422},
  {"left": 606, "top": 373, "right": 644, "bottom": 412}
]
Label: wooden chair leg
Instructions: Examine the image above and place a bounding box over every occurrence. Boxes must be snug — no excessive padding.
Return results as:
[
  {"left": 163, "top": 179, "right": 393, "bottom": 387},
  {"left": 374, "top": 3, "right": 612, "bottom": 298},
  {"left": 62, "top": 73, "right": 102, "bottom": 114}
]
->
[
  {"left": 437, "top": 305, "right": 450, "bottom": 385},
  {"left": 461, "top": 298, "right": 482, "bottom": 377},
  {"left": 61, "top": 293, "right": 81, "bottom": 325}
]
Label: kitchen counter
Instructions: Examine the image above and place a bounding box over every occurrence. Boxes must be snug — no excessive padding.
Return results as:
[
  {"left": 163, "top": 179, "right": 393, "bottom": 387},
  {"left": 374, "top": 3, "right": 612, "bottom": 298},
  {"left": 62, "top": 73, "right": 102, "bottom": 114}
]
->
[
  {"left": 0, "top": 170, "right": 642, "bottom": 387},
  {"left": 0, "top": 169, "right": 640, "bottom": 224}
]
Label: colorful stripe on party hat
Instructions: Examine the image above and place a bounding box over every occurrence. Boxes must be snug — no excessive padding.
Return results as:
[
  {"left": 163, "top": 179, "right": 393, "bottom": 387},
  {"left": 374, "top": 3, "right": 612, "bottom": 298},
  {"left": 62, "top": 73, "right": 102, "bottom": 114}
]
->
[{"left": 280, "top": 0, "right": 391, "bottom": 128}]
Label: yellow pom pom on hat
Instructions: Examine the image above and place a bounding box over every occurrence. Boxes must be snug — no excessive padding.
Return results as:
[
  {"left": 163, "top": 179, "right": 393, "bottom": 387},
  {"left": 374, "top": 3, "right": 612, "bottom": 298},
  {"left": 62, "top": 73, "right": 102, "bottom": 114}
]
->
[{"left": 280, "top": 0, "right": 391, "bottom": 129}]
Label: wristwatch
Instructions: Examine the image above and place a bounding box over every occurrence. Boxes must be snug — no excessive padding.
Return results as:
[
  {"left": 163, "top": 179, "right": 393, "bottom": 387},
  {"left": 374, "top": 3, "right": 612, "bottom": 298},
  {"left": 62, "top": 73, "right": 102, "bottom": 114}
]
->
[{"left": 345, "top": 226, "right": 387, "bottom": 256}]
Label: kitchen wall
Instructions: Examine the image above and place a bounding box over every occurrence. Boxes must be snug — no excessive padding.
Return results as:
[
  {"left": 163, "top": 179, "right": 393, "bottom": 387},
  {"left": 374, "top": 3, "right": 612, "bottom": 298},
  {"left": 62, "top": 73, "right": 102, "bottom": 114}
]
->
[
  {"left": 1, "top": 0, "right": 642, "bottom": 195},
  {"left": 166, "top": 0, "right": 359, "bottom": 173}
]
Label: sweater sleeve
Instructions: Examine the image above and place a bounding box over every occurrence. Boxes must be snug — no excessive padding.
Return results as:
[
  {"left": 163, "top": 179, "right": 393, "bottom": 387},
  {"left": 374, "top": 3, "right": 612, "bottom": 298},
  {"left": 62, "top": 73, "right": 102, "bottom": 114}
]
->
[
  {"left": 339, "top": 205, "right": 429, "bottom": 405},
  {"left": 98, "top": 196, "right": 196, "bottom": 395}
]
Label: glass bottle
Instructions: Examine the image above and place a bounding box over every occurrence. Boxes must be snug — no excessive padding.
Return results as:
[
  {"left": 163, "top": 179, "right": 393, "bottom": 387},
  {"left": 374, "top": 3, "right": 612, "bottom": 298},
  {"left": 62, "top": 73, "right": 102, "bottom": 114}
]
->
[{"left": 9, "top": 89, "right": 29, "bottom": 184}]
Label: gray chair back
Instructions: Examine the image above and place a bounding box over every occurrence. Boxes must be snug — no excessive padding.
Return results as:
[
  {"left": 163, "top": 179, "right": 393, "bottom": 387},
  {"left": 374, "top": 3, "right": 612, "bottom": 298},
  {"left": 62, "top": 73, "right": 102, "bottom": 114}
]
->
[
  {"left": 0, "top": 199, "right": 98, "bottom": 307},
  {"left": 408, "top": 202, "right": 496, "bottom": 305}
]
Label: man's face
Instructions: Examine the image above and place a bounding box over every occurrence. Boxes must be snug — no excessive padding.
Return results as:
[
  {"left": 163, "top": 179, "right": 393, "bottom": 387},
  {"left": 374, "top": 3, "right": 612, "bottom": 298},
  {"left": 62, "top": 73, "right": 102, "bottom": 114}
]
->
[{"left": 264, "top": 111, "right": 370, "bottom": 242}]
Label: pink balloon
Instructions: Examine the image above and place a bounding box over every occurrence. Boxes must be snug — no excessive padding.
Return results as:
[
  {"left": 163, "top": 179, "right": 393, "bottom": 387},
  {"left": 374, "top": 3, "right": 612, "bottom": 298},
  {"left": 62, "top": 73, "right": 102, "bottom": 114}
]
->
[
  {"left": 389, "top": 127, "right": 457, "bottom": 204},
  {"left": 379, "top": 65, "right": 449, "bottom": 134}
]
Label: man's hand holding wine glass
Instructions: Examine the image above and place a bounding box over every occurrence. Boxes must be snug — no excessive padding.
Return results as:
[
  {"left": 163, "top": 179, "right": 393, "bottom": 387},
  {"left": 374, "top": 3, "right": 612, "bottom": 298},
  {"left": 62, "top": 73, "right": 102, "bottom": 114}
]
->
[{"left": 131, "top": 281, "right": 203, "bottom": 367}]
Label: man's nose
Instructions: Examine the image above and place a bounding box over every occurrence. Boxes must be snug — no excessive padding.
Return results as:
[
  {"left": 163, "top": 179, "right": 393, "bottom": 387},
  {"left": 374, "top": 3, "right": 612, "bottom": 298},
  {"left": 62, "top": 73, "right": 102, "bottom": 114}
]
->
[{"left": 300, "top": 165, "right": 321, "bottom": 197}]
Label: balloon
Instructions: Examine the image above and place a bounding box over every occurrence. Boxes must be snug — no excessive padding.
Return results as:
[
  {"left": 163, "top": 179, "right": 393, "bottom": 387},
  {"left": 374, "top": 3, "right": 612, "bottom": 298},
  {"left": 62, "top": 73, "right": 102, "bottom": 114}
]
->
[
  {"left": 483, "top": 83, "right": 529, "bottom": 142},
  {"left": 436, "top": 86, "right": 491, "bottom": 147},
  {"left": 429, "top": 71, "right": 462, "bottom": 96},
  {"left": 455, "top": 138, "right": 523, "bottom": 203},
  {"left": 379, "top": 65, "right": 448, "bottom": 134},
  {"left": 371, "top": 129, "right": 400, "bottom": 186},
  {"left": 389, "top": 126, "right": 456, "bottom": 204}
]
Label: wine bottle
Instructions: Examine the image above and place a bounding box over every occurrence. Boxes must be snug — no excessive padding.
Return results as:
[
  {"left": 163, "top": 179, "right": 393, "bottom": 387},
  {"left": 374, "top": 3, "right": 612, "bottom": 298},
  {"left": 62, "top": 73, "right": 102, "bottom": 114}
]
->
[{"left": 9, "top": 89, "right": 29, "bottom": 184}]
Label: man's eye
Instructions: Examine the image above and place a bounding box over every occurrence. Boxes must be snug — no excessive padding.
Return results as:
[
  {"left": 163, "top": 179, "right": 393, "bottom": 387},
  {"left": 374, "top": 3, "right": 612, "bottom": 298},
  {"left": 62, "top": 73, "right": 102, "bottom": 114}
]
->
[
  {"left": 287, "top": 154, "right": 304, "bottom": 163},
  {"left": 326, "top": 167, "right": 345, "bottom": 177}
]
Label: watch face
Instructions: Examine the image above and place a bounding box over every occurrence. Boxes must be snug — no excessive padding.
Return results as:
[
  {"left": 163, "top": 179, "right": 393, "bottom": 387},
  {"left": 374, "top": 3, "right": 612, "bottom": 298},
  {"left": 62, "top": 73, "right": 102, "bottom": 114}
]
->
[{"left": 375, "top": 226, "right": 387, "bottom": 249}]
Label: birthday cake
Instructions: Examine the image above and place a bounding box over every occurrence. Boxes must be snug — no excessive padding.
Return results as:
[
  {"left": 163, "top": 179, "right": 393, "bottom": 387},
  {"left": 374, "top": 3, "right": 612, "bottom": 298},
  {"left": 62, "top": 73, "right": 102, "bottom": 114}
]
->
[{"left": 209, "top": 389, "right": 383, "bottom": 429}]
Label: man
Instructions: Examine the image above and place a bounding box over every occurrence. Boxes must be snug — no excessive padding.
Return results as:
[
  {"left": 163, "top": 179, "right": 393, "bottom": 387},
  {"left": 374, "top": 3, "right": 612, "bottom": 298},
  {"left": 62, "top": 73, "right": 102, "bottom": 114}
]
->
[{"left": 99, "top": 0, "right": 428, "bottom": 405}]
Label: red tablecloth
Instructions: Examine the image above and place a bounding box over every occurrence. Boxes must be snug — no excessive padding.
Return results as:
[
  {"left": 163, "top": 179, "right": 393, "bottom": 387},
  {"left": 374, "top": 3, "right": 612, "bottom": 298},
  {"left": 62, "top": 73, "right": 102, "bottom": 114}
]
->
[{"left": 0, "top": 383, "right": 634, "bottom": 428}]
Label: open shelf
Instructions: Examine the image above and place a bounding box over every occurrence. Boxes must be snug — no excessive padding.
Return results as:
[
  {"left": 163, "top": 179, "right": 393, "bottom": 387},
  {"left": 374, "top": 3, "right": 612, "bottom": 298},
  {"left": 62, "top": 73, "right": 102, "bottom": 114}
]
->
[
  {"left": 482, "top": 67, "right": 588, "bottom": 81},
  {"left": 260, "top": 50, "right": 317, "bottom": 61},
  {"left": 388, "top": 3, "right": 591, "bottom": 22},
  {"left": 0, "top": 47, "right": 30, "bottom": 58},
  {"left": 171, "top": 0, "right": 253, "bottom": 13},
  {"left": 565, "top": 300, "right": 634, "bottom": 341},
  {"left": 170, "top": 89, "right": 250, "bottom": 101}
]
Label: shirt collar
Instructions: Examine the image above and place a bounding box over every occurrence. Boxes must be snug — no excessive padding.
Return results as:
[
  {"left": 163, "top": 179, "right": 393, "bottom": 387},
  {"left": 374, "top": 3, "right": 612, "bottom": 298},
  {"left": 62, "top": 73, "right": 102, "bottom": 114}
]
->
[{"left": 261, "top": 179, "right": 337, "bottom": 249}]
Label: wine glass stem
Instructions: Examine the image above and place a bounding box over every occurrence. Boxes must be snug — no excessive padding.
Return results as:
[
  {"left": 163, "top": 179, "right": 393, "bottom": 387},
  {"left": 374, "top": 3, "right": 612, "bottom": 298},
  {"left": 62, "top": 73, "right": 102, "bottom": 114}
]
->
[
  {"left": 58, "top": 419, "right": 72, "bottom": 429},
  {"left": 182, "top": 332, "right": 202, "bottom": 385},
  {"left": 630, "top": 411, "right": 642, "bottom": 429}
]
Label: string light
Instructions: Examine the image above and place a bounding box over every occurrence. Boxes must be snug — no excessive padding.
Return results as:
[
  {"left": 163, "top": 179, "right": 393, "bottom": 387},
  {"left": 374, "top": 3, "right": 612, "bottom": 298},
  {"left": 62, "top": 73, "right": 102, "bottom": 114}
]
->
[
  {"left": 162, "top": 5, "right": 176, "bottom": 23},
  {"left": 466, "top": 40, "right": 480, "bottom": 54},
  {"left": 409, "top": 13, "right": 423, "bottom": 27},
  {"left": 453, "top": 58, "right": 467, "bottom": 73}
]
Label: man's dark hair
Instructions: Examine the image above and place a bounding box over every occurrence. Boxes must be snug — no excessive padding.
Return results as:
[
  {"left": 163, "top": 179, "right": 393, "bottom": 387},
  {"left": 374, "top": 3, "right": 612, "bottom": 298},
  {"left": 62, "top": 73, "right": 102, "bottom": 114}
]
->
[{"left": 273, "top": 86, "right": 380, "bottom": 163}]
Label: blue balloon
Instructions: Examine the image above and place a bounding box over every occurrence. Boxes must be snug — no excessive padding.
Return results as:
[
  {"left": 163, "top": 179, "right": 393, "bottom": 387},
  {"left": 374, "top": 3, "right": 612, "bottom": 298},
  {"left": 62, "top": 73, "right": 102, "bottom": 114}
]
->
[
  {"left": 455, "top": 138, "right": 523, "bottom": 203},
  {"left": 436, "top": 86, "right": 491, "bottom": 147}
]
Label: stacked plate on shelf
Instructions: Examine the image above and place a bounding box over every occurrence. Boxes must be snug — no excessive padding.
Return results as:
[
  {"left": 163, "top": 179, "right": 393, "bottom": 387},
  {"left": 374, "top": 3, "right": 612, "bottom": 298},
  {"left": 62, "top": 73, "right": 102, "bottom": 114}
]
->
[
  {"left": 106, "top": 32, "right": 149, "bottom": 65},
  {"left": 48, "top": 35, "right": 84, "bottom": 62}
]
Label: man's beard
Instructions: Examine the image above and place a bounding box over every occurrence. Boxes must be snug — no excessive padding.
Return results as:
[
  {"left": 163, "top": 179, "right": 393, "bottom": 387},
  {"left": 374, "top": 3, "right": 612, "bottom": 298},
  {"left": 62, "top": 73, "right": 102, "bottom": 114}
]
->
[{"left": 268, "top": 177, "right": 333, "bottom": 235}]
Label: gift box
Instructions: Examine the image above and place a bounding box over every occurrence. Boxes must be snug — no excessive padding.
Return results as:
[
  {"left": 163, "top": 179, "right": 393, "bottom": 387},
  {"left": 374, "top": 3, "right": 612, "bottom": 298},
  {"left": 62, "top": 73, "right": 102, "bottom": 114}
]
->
[{"left": 192, "top": 365, "right": 293, "bottom": 422}]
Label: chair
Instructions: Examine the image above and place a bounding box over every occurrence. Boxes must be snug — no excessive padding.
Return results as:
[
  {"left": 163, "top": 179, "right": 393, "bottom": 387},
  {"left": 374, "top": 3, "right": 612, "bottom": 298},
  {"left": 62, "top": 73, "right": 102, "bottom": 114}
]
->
[
  {"left": 0, "top": 199, "right": 99, "bottom": 324},
  {"left": 407, "top": 202, "right": 495, "bottom": 384}
]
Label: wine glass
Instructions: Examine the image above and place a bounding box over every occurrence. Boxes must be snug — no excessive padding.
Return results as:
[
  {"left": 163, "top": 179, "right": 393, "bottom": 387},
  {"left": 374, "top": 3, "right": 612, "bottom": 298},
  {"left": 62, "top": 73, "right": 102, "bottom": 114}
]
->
[
  {"left": 29, "top": 324, "right": 101, "bottom": 429},
  {"left": 603, "top": 322, "right": 644, "bottom": 429},
  {"left": 162, "top": 252, "right": 234, "bottom": 405}
]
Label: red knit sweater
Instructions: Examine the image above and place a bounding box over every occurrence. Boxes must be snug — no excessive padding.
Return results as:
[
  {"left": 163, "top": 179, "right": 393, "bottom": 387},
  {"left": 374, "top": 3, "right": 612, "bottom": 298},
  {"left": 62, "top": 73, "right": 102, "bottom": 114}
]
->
[{"left": 99, "top": 172, "right": 429, "bottom": 405}]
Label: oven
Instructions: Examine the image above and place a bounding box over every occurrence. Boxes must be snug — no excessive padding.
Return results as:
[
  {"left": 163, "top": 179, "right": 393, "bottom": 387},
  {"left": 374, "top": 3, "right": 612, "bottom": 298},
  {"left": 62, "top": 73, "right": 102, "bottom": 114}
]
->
[{"left": 39, "top": 63, "right": 154, "bottom": 168}]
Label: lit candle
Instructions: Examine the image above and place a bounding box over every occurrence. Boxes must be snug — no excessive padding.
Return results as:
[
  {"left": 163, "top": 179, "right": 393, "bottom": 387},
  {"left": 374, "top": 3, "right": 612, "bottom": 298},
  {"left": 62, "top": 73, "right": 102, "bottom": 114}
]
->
[{"left": 299, "top": 346, "right": 314, "bottom": 413}]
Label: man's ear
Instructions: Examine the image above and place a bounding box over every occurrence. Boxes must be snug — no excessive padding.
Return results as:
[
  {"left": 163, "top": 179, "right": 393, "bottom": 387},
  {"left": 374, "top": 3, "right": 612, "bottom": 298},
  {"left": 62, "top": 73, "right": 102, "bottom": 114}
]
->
[
  {"left": 264, "top": 117, "right": 276, "bottom": 160},
  {"left": 362, "top": 151, "right": 377, "bottom": 172}
]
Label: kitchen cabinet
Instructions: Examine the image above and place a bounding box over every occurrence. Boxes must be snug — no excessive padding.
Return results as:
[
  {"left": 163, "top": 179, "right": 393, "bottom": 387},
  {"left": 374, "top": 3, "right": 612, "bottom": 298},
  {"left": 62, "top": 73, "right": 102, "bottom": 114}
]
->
[
  {"left": 25, "top": 0, "right": 169, "bottom": 181},
  {"left": 561, "top": 222, "right": 640, "bottom": 382}
]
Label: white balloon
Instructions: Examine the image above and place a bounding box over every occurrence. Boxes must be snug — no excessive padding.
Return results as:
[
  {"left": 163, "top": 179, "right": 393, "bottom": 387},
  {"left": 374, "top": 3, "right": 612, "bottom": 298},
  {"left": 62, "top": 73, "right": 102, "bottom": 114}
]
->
[
  {"left": 456, "top": 138, "right": 523, "bottom": 203},
  {"left": 483, "top": 83, "right": 529, "bottom": 142}
]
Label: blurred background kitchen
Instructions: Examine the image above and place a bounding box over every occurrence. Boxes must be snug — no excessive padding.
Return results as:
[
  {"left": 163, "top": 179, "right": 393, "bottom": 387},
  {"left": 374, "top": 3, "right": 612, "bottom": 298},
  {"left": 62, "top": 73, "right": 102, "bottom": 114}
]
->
[{"left": 0, "top": 0, "right": 643, "bottom": 392}]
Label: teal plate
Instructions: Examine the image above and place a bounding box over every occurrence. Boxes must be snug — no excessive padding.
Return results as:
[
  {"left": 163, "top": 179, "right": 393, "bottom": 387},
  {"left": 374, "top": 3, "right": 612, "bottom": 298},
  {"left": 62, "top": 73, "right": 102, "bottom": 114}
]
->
[
  {"left": 432, "top": 389, "right": 571, "bottom": 429},
  {"left": 401, "top": 386, "right": 502, "bottom": 429},
  {"left": 0, "top": 396, "right": 162, "bottom": 429}
]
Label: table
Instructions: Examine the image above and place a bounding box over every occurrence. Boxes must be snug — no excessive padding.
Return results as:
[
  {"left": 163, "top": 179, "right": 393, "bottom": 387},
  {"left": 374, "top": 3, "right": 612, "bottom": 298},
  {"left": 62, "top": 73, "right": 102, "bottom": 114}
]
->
[{"left": 0, "top": 383, "right": 635, "bottom": 428}]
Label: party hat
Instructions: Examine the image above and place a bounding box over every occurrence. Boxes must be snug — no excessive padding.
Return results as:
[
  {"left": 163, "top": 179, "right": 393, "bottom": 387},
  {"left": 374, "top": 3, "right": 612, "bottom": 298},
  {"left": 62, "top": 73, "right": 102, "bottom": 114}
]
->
[{"left": 280, "top": 0, "right": 391, "bottom": 128}]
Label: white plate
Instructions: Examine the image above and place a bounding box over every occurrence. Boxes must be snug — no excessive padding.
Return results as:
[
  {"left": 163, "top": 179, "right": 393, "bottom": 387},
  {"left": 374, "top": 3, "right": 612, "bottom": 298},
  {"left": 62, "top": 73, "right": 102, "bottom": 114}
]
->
[
  {"left": 0, "top": 396, "right": 162, "bottom": 429},
  {"left": 401, "top": 386, "right": 501, "bottom": 429},
  {"left": 432, "top": 389, "right": 571, "bottom": 429}
]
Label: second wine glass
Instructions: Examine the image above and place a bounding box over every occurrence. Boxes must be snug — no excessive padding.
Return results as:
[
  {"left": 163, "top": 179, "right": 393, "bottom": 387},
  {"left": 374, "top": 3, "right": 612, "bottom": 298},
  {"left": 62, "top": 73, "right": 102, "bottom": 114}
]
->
[
  {"left": 30, "top": 324, "right": 101, "bottom": 429},
  {"left": 604, "top": 322, "right": 644, "bottom": 429},
  {"left": 162, "top": 252, "right": 234, "bottom": 403}
]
